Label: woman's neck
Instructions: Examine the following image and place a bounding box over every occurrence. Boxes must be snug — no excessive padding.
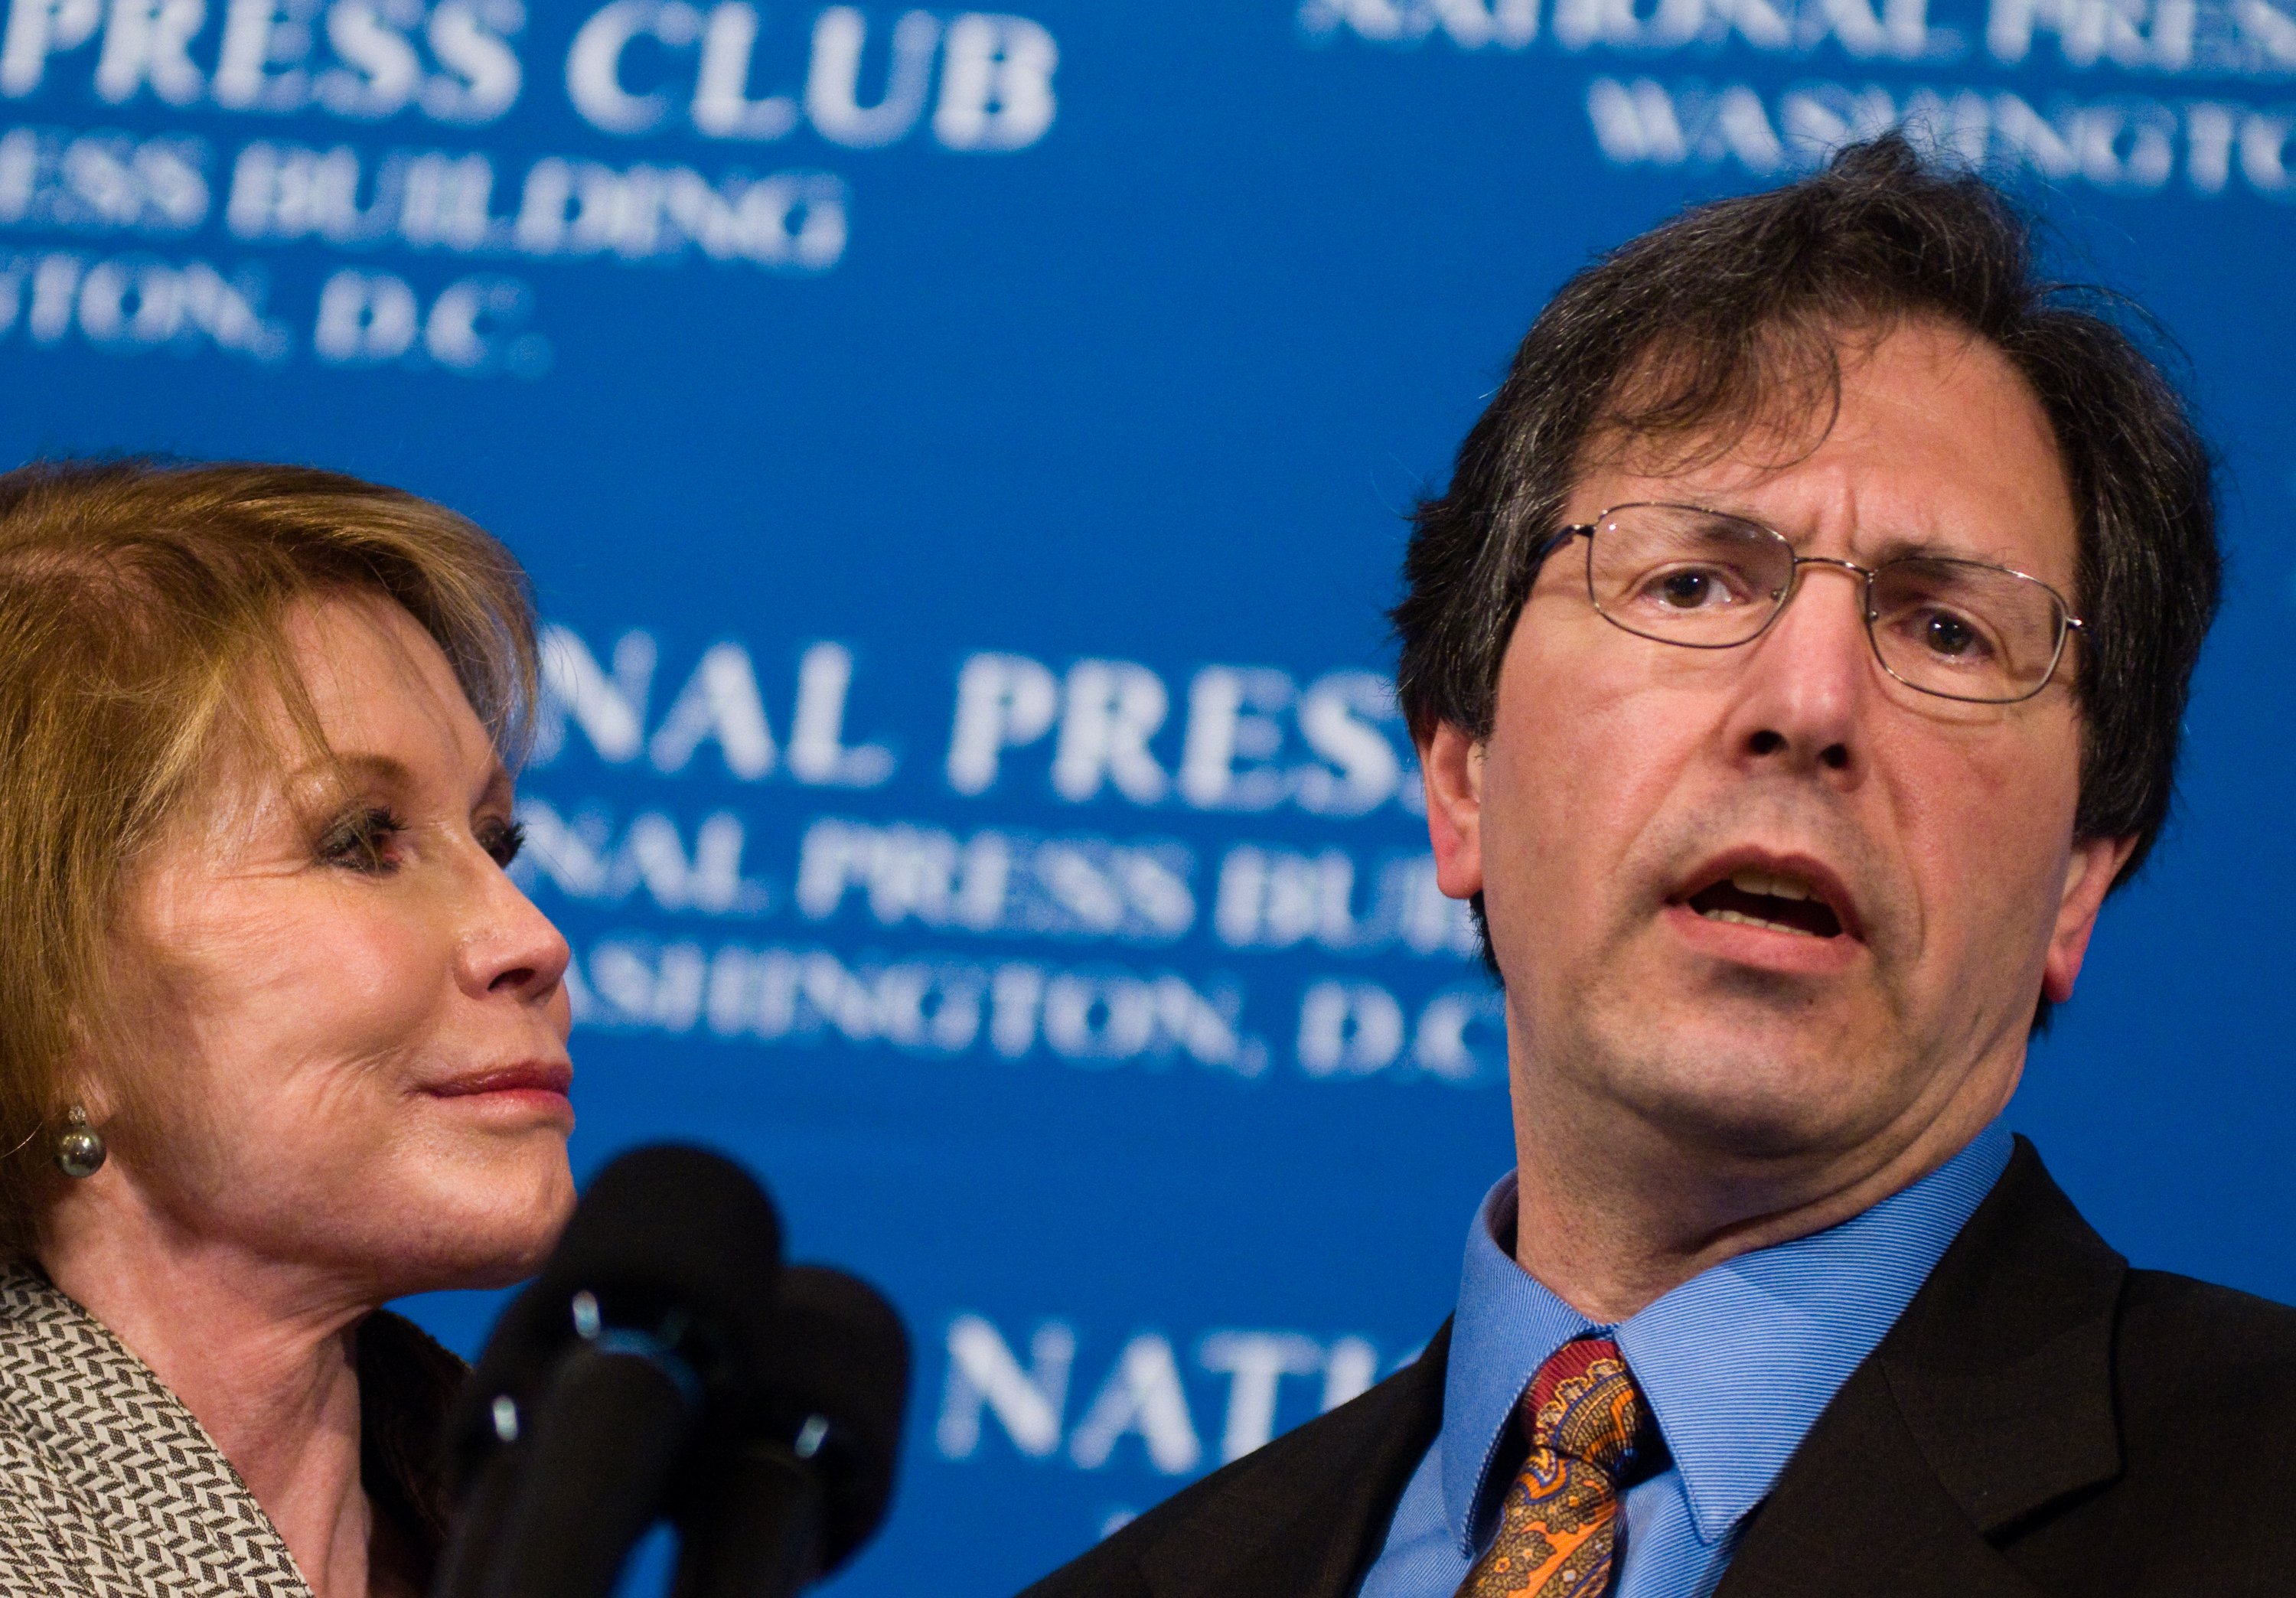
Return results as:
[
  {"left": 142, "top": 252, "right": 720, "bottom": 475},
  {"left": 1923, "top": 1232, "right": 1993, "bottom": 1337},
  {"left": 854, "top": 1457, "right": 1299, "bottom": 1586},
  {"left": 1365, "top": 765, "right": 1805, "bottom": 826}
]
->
[{"left": 38, "top": 1182, "right": 393, "bottom": 1598}]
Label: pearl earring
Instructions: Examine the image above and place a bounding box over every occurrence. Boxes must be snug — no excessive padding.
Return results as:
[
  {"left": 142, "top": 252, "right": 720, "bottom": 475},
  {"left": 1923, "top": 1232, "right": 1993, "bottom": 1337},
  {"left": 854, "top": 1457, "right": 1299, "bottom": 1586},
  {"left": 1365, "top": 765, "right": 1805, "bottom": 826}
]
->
[{"left": 54, "top": 1106, "right": 105, "bottom": 1179}]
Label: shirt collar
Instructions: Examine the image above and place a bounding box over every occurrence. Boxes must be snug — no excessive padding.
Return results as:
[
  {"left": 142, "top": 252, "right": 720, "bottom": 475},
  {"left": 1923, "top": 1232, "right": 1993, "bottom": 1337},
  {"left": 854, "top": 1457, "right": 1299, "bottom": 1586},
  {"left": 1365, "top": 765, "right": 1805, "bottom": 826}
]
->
[{"left": 1438, "top": 1120, "right": 2014, "bottom": 1551}]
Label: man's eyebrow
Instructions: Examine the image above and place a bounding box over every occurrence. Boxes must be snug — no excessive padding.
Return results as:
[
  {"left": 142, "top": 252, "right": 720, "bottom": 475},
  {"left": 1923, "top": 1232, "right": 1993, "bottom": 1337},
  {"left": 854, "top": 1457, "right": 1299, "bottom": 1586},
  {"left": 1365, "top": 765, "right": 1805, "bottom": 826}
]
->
[
  {"left": 1864, "top": 532, "right": 1955, "bottom": 559},
  {"left": 1684, "top": 505, "right": 2030, "bottom": 568},
  {"left": 1861, "top": 531, "right": 2020, "bottom": 566}
]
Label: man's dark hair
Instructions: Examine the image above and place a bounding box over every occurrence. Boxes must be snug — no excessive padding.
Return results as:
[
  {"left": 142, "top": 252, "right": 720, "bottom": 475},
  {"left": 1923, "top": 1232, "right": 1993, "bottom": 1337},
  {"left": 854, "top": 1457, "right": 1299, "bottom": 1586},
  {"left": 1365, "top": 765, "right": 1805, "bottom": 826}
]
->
[{"left": 1395, "top": 134, "right": 2220, "bottom": 925}]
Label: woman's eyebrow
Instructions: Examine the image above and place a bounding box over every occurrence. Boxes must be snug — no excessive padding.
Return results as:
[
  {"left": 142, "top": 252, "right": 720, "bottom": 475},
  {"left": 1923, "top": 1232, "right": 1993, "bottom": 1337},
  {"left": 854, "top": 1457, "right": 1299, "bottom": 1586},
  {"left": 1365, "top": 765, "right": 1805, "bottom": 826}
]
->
[{"left": 283, "top": 751, "right": 417, "bottom": 790}]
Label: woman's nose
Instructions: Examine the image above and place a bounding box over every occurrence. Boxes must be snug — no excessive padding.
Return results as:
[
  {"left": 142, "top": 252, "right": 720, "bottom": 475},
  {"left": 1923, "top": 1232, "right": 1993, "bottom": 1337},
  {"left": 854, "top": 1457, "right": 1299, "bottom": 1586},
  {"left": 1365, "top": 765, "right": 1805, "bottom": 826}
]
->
[{"left": 455, "top": 846, "right": 572, "bottom": 1003}]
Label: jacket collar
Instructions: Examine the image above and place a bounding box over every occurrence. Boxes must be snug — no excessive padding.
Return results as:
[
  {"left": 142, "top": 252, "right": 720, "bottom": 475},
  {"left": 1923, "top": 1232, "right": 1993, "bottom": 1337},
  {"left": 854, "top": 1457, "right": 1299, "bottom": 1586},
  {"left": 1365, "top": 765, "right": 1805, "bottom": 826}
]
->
[
  {"left": 1136, "top": 1322, "right": 1452, "bottom": 1598},
  {"left": 1716, "top": 1137, "right": 2125, "bottom": 1596},
  {"left": 1877, "top": 1136, "right": 2124, "bottom": 1534}
]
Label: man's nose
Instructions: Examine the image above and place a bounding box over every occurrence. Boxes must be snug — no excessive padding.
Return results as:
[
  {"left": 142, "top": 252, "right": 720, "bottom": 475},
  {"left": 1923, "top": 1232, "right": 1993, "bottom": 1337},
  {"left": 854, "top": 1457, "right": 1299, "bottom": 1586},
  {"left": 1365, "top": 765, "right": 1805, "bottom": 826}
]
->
[{"left": 1720, "top": 560, "right": 1871, "bottom": 779}]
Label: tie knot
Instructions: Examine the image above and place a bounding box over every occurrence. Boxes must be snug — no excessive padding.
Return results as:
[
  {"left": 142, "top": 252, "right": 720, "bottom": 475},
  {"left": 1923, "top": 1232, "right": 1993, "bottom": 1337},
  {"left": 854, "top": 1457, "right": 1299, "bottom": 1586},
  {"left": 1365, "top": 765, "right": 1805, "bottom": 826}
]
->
[{"left": 1520, "top": 1337, "right": 1645, "bottom": 1478}]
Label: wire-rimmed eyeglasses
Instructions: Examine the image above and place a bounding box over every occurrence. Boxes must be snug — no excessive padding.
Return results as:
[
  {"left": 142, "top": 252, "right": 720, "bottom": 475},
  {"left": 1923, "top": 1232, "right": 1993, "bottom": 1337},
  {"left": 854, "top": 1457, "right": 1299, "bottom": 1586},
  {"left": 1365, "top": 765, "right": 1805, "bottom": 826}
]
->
[{"left": 1538, "top": 503, "right": 2084, "bottom": 706}]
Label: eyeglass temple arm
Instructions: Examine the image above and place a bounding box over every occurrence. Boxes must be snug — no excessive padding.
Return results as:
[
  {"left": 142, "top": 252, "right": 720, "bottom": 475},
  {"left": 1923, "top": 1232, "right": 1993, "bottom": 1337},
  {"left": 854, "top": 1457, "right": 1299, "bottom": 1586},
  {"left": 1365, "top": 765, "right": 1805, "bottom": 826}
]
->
[{"left": 1534, "top": 526, "right": 1592, "bottom": 561}]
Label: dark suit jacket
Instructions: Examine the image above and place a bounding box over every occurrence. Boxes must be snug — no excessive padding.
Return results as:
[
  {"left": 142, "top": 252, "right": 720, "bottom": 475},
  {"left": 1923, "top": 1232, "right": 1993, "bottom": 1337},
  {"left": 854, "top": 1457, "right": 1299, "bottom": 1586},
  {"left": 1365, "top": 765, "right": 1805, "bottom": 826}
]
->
[{"left": 1021, "top": 1139, "right": 2296, "bottom": 1596}]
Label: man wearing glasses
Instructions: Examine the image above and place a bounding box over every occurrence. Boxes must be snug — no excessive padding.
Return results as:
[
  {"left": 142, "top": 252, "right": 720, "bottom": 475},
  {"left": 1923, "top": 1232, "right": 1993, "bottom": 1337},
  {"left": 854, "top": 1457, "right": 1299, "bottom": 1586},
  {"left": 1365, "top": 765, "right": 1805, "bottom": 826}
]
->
[{"left": 1025, "top": 137, "right": 2293, "bottom": 1598}]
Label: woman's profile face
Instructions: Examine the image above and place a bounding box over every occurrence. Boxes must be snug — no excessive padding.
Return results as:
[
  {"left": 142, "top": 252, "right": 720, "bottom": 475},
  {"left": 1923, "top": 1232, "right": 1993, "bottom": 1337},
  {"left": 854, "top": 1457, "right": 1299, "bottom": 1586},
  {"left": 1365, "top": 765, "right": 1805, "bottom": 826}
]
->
[{"left": 103, "top": 591, "right": 576, "bottom": 1297}]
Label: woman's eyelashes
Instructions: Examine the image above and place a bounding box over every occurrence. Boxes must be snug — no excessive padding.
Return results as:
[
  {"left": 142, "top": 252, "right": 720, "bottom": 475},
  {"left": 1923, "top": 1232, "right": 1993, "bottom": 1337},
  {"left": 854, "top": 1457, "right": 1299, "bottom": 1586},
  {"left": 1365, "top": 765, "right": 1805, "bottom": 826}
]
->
[
  {"left": 479, "top": 817, "right": 526, "bottom": 870},
  {"left": 315, "top": 805, "right": 523, "bottom": 875},
  {"left": 316, "top": 805, "right": 406, "bottom": 874}
]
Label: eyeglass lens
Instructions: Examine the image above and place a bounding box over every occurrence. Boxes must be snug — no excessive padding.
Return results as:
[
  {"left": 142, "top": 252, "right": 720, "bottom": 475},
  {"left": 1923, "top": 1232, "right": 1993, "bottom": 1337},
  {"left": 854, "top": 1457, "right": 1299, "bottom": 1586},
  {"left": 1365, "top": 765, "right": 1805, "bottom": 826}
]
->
[{"left": 1583, "top": 504, "right": 2069, "bottom": 703}]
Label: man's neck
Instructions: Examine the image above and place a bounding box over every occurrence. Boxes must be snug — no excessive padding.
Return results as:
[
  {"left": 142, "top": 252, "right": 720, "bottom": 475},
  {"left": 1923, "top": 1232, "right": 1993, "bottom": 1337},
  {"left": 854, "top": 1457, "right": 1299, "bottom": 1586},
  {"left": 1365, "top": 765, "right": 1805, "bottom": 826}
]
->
[
  {"left": 1506, "top": 1084, "right": 2006, "bottom": 1324},
  {"left": 38, "top": 1183, "right": 390, "bottom": 1598}
]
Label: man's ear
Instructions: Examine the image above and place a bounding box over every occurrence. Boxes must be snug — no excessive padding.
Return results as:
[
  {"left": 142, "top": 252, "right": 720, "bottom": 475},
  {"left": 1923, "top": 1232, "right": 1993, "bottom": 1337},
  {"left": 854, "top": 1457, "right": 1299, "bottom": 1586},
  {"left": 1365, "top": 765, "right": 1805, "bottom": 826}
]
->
[
  {"left": 2042, "top": 833, "right": 2139, "bottom": 1004},
  {"left": 1419, "top": 720, "right": 1486, "bottom": 901}
]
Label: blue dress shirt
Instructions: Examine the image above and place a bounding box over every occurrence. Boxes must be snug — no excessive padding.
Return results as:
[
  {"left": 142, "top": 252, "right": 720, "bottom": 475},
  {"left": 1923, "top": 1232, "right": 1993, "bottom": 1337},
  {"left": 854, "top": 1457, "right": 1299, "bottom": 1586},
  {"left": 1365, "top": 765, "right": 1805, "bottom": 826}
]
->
[{"left": 1356, "top": 1121, "right": 2014, "bottom": 1598}]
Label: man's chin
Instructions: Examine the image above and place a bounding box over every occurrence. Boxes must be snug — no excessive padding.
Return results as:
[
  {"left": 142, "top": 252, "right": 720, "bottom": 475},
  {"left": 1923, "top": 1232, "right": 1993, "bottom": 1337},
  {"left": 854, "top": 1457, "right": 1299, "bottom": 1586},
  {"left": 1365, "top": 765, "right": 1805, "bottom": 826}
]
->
[{"left": 1576, "top": 1017, "right": 1902, "bottom": 1166}]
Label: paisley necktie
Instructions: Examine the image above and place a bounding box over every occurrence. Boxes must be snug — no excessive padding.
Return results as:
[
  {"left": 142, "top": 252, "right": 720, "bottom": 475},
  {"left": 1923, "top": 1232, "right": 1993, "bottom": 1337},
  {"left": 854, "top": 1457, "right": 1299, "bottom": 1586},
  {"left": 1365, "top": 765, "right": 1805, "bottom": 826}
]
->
[{"left": 1454, "top": 1336, "right": 1650, "bottom": 1598}]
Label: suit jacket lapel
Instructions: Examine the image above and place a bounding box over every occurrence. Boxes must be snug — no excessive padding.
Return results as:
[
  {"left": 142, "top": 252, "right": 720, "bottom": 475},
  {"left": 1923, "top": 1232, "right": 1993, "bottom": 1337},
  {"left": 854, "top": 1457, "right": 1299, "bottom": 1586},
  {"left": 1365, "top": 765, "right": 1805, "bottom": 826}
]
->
[
  {"left": 1137, "top": 1324, "right": 1451, "bottom": 1598},
  {"left": 1716, "top": 1139, "right": 2125, "bottom": 1598}
]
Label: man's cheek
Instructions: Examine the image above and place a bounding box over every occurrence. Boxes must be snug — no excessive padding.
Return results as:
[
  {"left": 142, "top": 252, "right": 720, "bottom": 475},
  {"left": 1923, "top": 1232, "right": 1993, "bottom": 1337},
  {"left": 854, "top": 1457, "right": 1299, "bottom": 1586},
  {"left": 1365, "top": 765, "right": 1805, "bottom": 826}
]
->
[{"left": 1901, "top": 831, "right": 2040, "bottom": 991}]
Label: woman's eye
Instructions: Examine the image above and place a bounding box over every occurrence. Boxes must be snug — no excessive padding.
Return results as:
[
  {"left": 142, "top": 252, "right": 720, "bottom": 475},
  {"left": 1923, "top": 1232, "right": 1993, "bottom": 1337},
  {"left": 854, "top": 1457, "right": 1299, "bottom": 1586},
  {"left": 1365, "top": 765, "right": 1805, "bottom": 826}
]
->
[
  {"left": 481, "top": 819, "right": 527, "bottom": 870},
  {"left": 317, "top": 807, "right": 405, "bottom": 873}
]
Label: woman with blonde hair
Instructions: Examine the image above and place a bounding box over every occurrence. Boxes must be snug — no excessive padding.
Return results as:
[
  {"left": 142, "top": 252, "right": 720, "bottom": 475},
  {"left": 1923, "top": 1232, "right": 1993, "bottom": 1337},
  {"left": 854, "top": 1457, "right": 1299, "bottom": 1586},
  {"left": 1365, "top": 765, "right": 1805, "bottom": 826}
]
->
[{"left": 0, "top": 459, "right": 576, "bottom": 1596}]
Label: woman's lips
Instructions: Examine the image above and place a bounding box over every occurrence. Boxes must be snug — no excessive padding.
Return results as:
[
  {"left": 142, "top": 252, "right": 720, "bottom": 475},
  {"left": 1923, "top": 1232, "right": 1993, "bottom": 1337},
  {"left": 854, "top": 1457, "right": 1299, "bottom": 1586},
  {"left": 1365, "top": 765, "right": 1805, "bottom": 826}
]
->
[{"left": 428, "top": 1062, "right": 574, "bottom": 1100}]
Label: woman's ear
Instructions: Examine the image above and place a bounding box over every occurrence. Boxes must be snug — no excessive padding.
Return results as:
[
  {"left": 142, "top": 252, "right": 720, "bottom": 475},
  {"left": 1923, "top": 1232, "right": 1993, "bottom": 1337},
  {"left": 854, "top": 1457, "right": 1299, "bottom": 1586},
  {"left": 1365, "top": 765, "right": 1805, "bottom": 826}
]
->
[{"left": 58, "top": 1007, "right": 122, "bottom": 1127}]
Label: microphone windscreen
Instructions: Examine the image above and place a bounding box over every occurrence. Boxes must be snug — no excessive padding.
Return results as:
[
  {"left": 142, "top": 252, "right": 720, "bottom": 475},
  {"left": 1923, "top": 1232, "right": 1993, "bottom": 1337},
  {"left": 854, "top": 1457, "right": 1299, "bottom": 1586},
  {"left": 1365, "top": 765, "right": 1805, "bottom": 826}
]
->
[
  {"left": 544, "top": 1143, "right": 784, "bottom": 1300},
  {"left": 446, "top": 1145, "right": 786, "bottom": 1499},
  {"left": 540, "top": 1143, "right": 785, "bottom": 1372},
  {"left": 765, "top": 1265, "right": 912, "bottom": 1574}
]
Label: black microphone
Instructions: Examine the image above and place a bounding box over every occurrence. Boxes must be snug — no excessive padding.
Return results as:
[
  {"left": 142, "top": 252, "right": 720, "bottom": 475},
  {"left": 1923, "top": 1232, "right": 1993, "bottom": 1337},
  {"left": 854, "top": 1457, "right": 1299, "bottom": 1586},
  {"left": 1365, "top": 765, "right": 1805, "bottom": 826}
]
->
[
  {"left": 435, "top": 1144, "right": 785, "bottom": 1598},
  {"left": 473, "top": 1338, "right": 697, "bottom": 1596},
  {"left": 429, "top": 1281, "right": 569, "bottom": 1598},
  {"left": 667, "top": 1264, "right": 911, "bottom": 1598}
]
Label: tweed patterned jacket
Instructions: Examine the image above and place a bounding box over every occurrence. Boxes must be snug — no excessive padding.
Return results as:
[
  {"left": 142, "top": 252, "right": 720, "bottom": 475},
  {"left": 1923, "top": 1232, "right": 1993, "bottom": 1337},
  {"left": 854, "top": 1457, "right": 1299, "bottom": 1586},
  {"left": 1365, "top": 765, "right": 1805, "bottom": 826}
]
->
[{"left": 0, "top": 1264, "right": 464, "bottom": 1596}]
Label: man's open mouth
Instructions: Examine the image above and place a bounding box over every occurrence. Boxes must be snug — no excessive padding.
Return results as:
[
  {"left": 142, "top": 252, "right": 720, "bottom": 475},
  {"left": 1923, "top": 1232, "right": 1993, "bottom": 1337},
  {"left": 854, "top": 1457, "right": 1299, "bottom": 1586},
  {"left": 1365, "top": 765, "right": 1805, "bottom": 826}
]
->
[{"left": 1683, "top": 868, "right": 1845, "bottom": 939}]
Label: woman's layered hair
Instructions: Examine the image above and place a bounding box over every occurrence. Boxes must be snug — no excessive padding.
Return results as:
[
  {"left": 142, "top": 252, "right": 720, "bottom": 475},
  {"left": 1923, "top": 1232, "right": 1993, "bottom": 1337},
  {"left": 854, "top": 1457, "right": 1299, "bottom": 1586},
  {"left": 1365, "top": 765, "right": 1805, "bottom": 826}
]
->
[{"left": 0, "top": 460, "right": 538, "bottom": 1251}]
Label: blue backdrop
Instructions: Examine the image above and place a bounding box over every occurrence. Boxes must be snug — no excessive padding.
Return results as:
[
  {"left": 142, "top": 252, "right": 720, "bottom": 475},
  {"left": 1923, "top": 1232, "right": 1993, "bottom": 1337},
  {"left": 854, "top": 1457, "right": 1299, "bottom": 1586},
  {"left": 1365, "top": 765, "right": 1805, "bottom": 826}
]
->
[{"left": 1, "top": 0, "right": 2291, "bottom": 1590}]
